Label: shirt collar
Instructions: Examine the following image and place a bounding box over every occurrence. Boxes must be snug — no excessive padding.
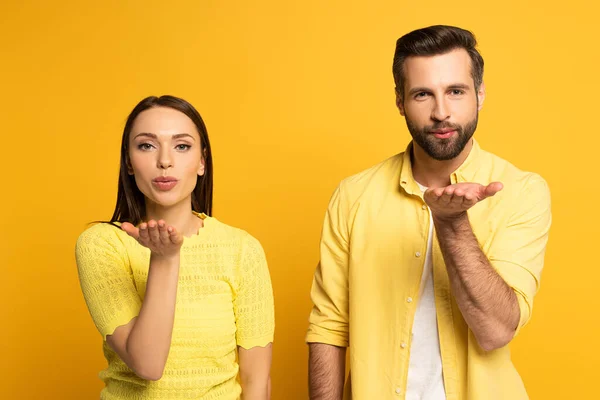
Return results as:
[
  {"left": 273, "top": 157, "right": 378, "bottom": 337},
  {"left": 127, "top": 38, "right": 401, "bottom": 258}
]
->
[{"left": 399, "top": 138, "right": 482, "bottom": 195}]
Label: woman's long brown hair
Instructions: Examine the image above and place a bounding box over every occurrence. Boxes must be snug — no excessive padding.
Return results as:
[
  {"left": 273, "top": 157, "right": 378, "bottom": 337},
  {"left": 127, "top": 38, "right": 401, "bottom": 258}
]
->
[{"left": 108, "top": 95, "right": 213, "bottom": 226}]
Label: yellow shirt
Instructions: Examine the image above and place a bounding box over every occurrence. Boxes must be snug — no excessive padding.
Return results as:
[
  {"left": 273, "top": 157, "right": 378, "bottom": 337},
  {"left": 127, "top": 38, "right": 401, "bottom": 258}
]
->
[
  {"left": 306, "top": 140, "right": 551, "bottom": 400},
  {"left": 75, "top": 213, "right": 275, "bottom": 400}
]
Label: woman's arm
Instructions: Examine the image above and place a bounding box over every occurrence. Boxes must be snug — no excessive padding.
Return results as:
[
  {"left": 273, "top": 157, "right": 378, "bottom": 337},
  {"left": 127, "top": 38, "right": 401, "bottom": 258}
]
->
[
  {"left": 106, "top": 252, "right": 179, "bottom": 380},
  {"left": 234, "top": 235, "right": 275, "bottom": 399},
  {"left": 239, "top": 343, "right": 273, "bottom": 400},
  {"left": 106, "top": 220, "right": 183, "bottom": 380}
]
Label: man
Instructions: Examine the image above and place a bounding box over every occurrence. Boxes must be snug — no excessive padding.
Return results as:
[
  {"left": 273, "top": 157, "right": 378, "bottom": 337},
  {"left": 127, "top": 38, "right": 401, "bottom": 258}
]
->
[{"left": 306, "top": 25, "right": 551, "bottom": 400}]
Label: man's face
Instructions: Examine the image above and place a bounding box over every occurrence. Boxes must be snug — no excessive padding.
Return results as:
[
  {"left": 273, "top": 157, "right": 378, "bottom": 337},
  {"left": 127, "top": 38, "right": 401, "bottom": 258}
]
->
[{"left": 396, "top": 48, "right": 485, "bottom": 161}]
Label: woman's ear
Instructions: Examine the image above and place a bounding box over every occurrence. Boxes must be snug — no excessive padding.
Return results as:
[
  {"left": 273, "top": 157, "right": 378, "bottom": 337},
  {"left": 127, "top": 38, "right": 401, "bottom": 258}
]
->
[
  {"left": 198, "top": 150, "right": 206, "bottom": 177},
  {"left": 126, "top": 157, "right": 134, "bottom": 175}
]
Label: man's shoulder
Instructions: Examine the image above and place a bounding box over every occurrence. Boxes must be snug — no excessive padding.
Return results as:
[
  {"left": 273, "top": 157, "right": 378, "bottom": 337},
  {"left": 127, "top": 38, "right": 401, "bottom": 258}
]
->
[
  {"left": 338, "top": 152, "right": 404, "bottom": 192},
  {"left": 326, "top": 152, "right": 405, "bottom": 212},
  {"left": 478, "top": 147, "right": 550, "bottom": 202}
]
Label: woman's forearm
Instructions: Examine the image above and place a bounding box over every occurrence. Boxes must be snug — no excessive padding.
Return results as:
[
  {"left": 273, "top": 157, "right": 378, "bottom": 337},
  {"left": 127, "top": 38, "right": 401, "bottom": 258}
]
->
[{"left": 125, "top": 253, "right": 180, "bottom": 380}]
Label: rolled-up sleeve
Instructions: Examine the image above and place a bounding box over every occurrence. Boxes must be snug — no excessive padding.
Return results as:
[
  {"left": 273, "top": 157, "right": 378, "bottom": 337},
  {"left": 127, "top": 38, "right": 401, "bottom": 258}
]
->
[
  {"left": 489, "top": 175, "right": 552, "bottom": 335},
  {"left": 306, "top": 184, "right": 350, "bottom": 347}
]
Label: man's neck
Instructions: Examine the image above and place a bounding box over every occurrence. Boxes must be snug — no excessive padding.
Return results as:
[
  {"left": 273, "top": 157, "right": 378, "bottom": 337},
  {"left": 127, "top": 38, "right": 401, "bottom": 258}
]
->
[{"left": 411, "top": 139, "right": 473, "bottom": 188}]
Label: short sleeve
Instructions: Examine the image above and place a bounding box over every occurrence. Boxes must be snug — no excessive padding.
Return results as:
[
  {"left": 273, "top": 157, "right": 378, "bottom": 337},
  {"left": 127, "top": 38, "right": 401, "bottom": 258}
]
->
[
  {"left": 233, "top": 235, "right": 275, "bottom": 349},
  {"left": 489, "top": 175, "right": 552, "bottom": 335},
  {"left": 75, "top": 224, "right": 142, "bottom": 340},
  {"left": 305, "top": 184, "right": 350, "bottom": 347}
]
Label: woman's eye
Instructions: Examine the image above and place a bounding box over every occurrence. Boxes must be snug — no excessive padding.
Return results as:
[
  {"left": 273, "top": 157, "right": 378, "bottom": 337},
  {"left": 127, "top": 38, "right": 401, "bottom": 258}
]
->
[
  {"left": 138, "top": 143, "right": 154, "bottom": 150},
  {"left": 176, "top": 144, "right": 191, "bottom": 151}
]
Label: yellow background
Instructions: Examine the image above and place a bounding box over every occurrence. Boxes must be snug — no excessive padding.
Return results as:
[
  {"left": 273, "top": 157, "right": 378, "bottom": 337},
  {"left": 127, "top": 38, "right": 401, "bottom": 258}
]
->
[{"left": 1, "top": 1, "right": 597, "bottom": 399}]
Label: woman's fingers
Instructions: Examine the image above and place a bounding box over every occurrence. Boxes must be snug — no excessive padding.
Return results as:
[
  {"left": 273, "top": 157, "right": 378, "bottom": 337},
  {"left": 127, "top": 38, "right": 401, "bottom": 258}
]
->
[
  {"left": 139, "top": 222, "right": 149, "bottom": 242},
  {"left": 168, "top": 226, "right": 183, "bottom": 245},
  {"left": 122, "top": 220, "right": 183, "bottom": 256},
  {"left": 120, "top": 222, "right": 139, "bottom": 239},
  {"left": 158, "top": 220, "right": 170, "bottom": 244},
  {"left": 147, "top": 220, "right": 160, "bottom": 242}
]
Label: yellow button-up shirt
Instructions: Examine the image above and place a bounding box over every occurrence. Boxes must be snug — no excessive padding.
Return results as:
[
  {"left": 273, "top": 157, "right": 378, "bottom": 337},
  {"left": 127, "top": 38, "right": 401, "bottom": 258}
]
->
[{"left": 306, "top": 139, "right": 551, "bottom": 400}]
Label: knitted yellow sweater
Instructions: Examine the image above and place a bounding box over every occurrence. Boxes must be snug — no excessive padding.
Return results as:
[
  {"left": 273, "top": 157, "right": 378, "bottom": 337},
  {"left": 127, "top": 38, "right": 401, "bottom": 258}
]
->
[{"left": 75, "top": 213, "right": 275, "bottom": 399}]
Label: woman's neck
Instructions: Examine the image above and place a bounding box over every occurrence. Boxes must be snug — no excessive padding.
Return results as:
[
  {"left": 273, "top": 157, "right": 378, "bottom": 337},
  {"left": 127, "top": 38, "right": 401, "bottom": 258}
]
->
[{"left": 144, "top": 198, "right": 204, "bottom": 237}]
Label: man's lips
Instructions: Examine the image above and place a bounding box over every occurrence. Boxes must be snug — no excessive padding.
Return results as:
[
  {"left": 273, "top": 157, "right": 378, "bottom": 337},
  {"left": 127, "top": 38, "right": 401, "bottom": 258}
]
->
[
  {"left": 430, "top": 128, "right": 455, "bottom": 134},
  {"left": 430, "top": 129, "right": 457, "bottom": 139}
]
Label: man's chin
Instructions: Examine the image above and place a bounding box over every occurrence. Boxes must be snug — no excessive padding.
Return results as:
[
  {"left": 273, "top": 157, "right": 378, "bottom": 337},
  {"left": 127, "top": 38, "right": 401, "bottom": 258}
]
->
[{"left": 423, "top": 142, "right": 463, "bottom": 161}]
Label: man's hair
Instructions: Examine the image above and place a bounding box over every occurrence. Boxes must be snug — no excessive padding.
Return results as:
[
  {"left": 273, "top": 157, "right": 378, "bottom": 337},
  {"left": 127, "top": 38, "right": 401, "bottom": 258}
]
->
[{"left": 392, "top": 25, "right": 484, "bottom": 101}]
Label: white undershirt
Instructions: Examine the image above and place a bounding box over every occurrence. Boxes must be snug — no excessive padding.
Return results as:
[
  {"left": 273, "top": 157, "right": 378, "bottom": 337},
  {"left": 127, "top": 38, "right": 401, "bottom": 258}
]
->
[{"left": 405, "top": 183, "right": 446, "bottom": 400}]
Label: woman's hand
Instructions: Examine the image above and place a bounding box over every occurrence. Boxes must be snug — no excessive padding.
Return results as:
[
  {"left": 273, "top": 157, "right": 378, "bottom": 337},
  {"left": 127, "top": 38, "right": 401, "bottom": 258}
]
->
[{"left": 121, "top": 220, "right": 183, "bottom": 258}]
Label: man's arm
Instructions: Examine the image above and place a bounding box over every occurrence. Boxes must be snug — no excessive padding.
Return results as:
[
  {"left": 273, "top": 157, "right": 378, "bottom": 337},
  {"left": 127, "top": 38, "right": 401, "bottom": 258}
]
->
[
  {"left": 434, "top": 212, "right": 519, "bottom": 351},
  {"left": 426, "top": 182, "right": 519, "bottom": 351},
  {"left": 308, "top": 343, "right": 346, "bottom": 400},
  {"left": 426, "top": 179, "right": 551, "bottom": 351},
  {"left": 307, "top": 184, "right": 351, "bottom": 399}
]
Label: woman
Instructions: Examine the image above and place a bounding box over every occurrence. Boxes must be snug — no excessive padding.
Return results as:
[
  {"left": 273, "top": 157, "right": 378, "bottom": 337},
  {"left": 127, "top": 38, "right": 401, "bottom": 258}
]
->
[{"left": 75, "top": 95, "right": 274, "bottom": 399}]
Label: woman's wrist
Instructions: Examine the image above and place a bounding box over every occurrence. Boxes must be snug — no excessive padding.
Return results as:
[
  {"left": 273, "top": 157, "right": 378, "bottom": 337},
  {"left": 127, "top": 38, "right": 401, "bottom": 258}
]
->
[{"left": 149, "top": 252, "right": 181, "bottom": 268}]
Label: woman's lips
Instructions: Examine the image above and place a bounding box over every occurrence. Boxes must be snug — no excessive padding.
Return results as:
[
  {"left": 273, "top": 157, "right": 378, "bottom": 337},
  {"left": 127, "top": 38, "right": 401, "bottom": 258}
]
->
[{"left": 152, "top": 177, "right": 178, "bottom": 191}]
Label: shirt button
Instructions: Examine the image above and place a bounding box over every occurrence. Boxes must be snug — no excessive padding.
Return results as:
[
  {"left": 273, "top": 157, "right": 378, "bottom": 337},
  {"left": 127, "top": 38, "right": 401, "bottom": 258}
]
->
[
  {"left": 395, "top": 387, "right": 402, "bottom": 394},
  {"left": 407, "top": 297, "right": 413, "bottom": 303},
  {"left": 422, "top": 204, "right": 427, "bottom": 210},
  {"left": 415, "top": 251, "right": 421, "bottom": 257},
  {"left": 401, "top": 342, "right": 407, "bottom": 349}
]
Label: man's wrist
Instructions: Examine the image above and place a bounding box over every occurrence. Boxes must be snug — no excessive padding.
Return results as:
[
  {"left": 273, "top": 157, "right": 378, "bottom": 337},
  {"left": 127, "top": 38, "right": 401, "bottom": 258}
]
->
[{"left": 432, "top": 211, "right": 470, "bottom": 232}]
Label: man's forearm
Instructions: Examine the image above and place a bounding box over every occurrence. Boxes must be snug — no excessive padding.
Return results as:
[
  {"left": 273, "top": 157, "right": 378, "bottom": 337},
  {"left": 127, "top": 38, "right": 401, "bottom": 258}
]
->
[
  {"left": 308, "top": 343, "right": 346, "bottom": 400},
  {"left": 434, "top": 213, "right": 519, "bottom": 351}
]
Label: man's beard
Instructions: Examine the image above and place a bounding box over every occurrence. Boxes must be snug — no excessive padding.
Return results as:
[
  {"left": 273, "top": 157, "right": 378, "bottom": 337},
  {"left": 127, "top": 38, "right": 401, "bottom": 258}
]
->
[{"left": 406, "top": 114, "right": 478, "bottom": 161}]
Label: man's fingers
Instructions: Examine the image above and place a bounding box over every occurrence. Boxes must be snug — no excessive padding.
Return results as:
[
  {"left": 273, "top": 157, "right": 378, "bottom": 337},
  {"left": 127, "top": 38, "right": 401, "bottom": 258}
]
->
[
  {"left": 423, "top": 189, "right": 437, "bottom": 204},
  {"left": 450, "top": 191, "right": 464, "bottom": 205},
  {"left": 440, "top": 187, "right": 454, "bottom": 203},
  {"left": 485, "top": 182, "right": 504, "bottom": 197},
  {"left": 463, "top": 192, "right": 478, "bottom": 207}
]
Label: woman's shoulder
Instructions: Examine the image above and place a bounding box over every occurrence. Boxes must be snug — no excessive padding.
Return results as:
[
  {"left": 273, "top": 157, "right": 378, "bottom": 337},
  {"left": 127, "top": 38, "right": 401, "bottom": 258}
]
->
[
  {"left": 204, "top": 217, "right": 262, "bottom": 247},
  {"left": 77, "top": 221, "right": 124, "bottom": 240},
  {"left": 75, "top": 222, "right": 131, "bottom": 255}
]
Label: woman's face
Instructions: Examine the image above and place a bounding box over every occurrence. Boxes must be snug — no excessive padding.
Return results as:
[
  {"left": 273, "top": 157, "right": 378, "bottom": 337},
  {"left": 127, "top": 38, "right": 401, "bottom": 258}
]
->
[{"left": 127, "top": 106, "right": 205, "bottom": 209}]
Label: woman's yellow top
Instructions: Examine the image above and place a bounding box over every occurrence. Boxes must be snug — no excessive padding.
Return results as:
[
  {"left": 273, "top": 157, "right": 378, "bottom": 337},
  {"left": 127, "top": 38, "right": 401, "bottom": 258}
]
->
[{"left": 75, "top": 213, "right": 275, "bottom": 399}]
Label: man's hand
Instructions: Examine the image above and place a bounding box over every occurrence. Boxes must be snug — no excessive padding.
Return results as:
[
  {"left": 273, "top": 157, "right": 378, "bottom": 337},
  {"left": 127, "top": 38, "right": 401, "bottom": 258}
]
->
[{"left": 424, "top": 182, "right": 503, "bottom": 221}]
